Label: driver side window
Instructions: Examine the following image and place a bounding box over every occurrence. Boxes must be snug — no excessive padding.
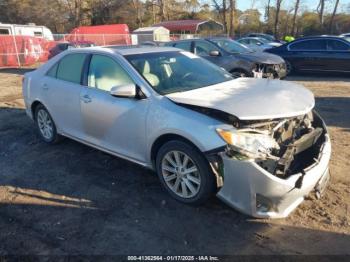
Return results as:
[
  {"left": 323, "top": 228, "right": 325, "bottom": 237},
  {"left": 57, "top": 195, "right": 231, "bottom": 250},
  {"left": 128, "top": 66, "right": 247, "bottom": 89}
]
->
[
  {"left": 194, "top": 41, "right": 219, "bottom": 56},
  {"left": 88, "top": 55, "right": 134, "bottom": 92}
]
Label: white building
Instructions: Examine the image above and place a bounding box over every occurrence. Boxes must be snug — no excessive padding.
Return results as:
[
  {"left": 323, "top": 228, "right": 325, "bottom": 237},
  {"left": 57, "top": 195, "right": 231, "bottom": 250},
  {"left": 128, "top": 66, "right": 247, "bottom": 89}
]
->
[
  {"left": 0, "top": 23, "right": 54, "bottom": 41},
  {"left": 133, "top": 26, "right": 170, "bottom": 44}
]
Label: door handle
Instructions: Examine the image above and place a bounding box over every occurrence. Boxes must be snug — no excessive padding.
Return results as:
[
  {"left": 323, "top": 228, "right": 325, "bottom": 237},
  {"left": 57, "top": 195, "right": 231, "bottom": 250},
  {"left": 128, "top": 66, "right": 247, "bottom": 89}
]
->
[{"left": 81, "top": 94, "right": 92, "bottom": 103}]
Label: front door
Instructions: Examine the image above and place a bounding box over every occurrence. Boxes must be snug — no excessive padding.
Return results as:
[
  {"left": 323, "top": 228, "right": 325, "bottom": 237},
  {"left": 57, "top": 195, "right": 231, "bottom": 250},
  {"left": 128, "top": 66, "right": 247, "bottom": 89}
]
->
[
  {"left": 193, "top": 40, "right": 222, "bottom": 65},
  {"left": 325, "top": 39, "right": 350, "bottom": 72},
  {"left": 80, "top": 54, "right": 149, "bottom": 162}
]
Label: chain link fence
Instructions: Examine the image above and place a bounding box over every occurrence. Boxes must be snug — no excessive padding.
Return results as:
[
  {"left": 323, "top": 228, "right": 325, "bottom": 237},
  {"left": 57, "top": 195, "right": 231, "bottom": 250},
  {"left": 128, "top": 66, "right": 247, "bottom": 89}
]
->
[{"left": 0, "top": 33, "right": 204, "bottom": 68}]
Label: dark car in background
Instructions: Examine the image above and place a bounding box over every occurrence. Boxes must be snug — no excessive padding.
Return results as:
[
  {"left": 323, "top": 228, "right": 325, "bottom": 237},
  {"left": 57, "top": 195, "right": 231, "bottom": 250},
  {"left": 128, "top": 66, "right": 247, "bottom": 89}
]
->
[
  {"left": 48, "top": 41, "right": 95, "bottom": 59},
  {"left": 244, "top": 33, "right": 283, "bottom": 43},
  {"left": 237, "top": 37, "right": 282, "bottom": 51},
  {"left": 165, "top": 38, "right": 287, "bottom": 79},
  {"left": 266, "top": 36, "right": 350, "bottom": 75}
]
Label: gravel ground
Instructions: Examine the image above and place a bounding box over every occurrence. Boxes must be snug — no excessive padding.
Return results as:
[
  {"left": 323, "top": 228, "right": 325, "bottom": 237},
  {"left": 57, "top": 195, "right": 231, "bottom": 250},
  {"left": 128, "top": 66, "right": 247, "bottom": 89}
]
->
[{"left": 0, "top": 68, "right": 349, "bottom": 255}]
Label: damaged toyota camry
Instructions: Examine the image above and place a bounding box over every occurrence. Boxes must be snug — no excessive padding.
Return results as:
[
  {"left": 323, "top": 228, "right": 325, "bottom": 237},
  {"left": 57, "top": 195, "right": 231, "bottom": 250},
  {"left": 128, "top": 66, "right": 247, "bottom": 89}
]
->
[{"left": 22, "top": 46, "right": 331, "bottom": 218}]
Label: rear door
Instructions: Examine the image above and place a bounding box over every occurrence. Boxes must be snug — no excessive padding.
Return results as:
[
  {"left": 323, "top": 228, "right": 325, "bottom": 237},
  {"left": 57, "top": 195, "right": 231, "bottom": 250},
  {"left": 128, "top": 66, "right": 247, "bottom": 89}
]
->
[
  {"left": 288, "top": 39, "right": 328, "bottom": 71},
  {"left": 326, "top": 39, "right": 350, "bottom": 72},
  {"left": 42, "top": 53, "right": 87, "bottom": 138}
]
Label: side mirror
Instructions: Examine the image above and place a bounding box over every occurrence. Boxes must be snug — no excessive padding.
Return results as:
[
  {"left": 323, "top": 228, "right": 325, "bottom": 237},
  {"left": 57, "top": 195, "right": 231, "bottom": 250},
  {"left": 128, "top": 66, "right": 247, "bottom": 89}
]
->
[
  {"left": 209, "top": 50, "right": 220, "bottom": 56},
  {"left": 110, "top": 84, "right": 136, "bottom": 98}
]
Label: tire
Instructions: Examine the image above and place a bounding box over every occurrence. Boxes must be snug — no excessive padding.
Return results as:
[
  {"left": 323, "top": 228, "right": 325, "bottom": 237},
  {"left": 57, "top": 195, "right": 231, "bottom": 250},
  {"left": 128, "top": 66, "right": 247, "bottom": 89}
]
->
[
  {"left": 34, "top": 104, "right": 61, "bottom": 144},
  {"left": 155, "top": 140, "right": 216, "bottom": 205},
  {"left": 285, "top": 60, "right": 293, "bottom": 75}
]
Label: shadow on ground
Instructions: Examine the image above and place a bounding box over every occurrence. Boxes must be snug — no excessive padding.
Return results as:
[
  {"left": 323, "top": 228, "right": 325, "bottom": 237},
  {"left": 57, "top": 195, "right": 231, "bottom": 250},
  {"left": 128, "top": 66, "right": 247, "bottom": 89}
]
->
[{"left": 0, "top": 68, "right": 36, "bottom": 75}]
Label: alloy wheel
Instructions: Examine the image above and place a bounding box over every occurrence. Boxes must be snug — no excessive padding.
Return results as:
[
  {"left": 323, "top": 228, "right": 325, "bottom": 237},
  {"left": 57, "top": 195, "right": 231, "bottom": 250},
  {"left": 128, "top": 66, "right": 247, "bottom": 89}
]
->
[
  {"left": 37, "top": 109, "right": 54, "bottom": 140},
  {"left": 161, "top": 150, "right": 201, "bottom": 198}
]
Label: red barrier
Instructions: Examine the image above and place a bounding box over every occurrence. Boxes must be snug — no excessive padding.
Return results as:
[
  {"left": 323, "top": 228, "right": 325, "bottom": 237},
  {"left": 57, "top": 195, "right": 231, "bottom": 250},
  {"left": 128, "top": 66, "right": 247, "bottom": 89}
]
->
[
  {"left": 66, "top": 24, "right": 131, "bottom": 46},
  {"left": 0, "top": 35, "right": 55, "bottom": 67}
]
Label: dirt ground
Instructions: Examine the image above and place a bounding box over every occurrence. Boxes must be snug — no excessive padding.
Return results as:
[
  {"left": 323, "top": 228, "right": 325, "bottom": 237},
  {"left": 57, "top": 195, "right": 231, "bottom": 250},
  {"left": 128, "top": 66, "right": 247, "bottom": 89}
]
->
[{"left": 0, "top": 68, "right": 349, "bottom": 256}]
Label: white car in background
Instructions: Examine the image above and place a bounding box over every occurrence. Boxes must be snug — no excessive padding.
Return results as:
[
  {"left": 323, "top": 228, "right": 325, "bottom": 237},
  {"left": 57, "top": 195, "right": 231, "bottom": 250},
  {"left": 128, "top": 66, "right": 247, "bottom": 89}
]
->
[
  {"left": 237, "top": 37, "right": 282, "bottom": 51},
  {"left": 22, "top": 46, "right": 331, "bottom": 218}
]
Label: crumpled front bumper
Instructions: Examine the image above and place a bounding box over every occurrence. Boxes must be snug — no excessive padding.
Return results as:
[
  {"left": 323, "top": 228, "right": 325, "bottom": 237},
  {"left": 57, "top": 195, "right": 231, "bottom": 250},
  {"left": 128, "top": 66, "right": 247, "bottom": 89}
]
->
[
  {"left": 253, "top": 63, "right": 287, "bottom": 79},
  {"left": 216, "top": 134, "right": 331, "bottom": 219}
]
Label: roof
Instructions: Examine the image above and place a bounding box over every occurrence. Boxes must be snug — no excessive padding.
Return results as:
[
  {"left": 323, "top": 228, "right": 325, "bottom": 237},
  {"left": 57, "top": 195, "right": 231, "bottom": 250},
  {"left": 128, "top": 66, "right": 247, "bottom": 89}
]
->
[
  {"left": 153, "top": 20, "right": 222, "bottom": 33},
  {"left": 297, "top": 35, "right": 345, "bottom": 40},
  {"left": 103, "top": 46, "right": 180, "bottom": 56},
  {"left": 133, "top": 26, "right": 169, "bottom": 33}
]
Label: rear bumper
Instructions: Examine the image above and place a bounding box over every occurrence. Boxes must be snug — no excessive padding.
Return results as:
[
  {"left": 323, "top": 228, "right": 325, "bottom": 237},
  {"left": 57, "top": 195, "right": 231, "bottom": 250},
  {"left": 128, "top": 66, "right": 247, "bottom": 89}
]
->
[{"left": 216, "top": 134, "right": 331, "bottom": 219}]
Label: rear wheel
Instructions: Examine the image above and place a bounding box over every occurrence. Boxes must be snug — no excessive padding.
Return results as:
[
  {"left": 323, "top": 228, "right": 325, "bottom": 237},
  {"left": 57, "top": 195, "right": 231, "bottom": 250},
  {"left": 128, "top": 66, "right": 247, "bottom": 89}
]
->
[
  {"left": 155, "top": 140, "right": 216, "bottom": 205},
  {"left": 34, "top": 104, "right": 61, "bottom": 144}
]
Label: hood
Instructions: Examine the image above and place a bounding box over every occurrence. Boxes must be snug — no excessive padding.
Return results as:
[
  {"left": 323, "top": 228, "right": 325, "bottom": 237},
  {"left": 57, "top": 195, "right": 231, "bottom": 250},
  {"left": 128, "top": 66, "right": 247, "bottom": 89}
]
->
[
  {"left": 237, "top": 51, "right": 284, "bottom": 64},
  {"left": 166, "top": 78, "right": 315, "bottom": 121}
]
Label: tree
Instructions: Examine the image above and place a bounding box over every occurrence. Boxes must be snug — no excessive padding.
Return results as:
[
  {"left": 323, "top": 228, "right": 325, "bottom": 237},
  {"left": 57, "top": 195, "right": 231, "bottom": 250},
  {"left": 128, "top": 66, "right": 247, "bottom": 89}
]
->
[
  {"left": 212, "top": 0, "right": 228, "bottom": 34},
  {"left": 329, "top": 0, "right": 340, "bottom": 33},
  {"left": 291, "top": 0, "right": 300, "bottom": 36},
  {"left": 265, "top": 0, "right": 271, "bottom": 22},
  {"left": 228, "top": 0, "right": 235, "bottom": 36},
  {"left": 132, "top": 0, "right": 144, "bottom": 27},
  {"left": 274, "top": 0, "right": 283, "bottom": 38},
  {"left": 316, "top": 0, "right": 325, "bottom": 27}
]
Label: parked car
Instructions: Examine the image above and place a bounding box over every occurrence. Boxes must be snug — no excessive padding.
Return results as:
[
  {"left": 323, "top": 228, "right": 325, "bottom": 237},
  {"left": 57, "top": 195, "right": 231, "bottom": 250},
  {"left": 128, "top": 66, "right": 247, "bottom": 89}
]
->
[
  {"left": 164, "top": 38, "right": 287, "bottom": 79},
  {"left": 237, "top": 37, "right": 282, "bottom": 51},
  {"left": 244, "top": 33, "right": 283, "bottom": 43},
  {"left": 48, "top": 41, "right": 95, "bottom": 59},
  {"left": 340, "top": 33, "right": 350, "bottom": 42},
  {"left": 266, "top": 36, "right": 350, "bottom": 75},
  {"left": 22, "top": 46, "right": 331, "bottom": 218}
]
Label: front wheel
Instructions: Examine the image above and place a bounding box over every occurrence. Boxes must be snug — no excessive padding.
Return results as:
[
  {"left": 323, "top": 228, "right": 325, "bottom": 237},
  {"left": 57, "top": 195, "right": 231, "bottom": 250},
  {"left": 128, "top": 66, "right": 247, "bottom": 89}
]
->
[{"left": 155, "top": 140, "right": 216, "bottom": 205}]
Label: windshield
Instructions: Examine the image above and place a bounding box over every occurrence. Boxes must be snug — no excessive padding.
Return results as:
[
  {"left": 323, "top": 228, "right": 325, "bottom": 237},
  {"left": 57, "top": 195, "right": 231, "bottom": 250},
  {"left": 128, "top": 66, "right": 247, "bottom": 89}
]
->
[
  {"left": 126, "top": 51, "right": 233, "bottom": 95},
  {"left": 342, "top": 36, "right": 350, "bottom": 42},
  {"left": 210, "top": 39, "right": 254, "bottom": 53},
  {"left": 262, "top": 34, "right": 276, "bottom": 41}
]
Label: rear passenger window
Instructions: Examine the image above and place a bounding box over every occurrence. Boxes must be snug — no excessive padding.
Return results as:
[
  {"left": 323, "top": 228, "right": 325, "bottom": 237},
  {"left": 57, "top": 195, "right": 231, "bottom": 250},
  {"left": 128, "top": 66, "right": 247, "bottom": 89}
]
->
[
  {"left": 56, "top": 53, "right": 87, "bottom": 84},
  {"left": 174, "top": 42, "right": 192, "bottom": 52},
  {"left": 289, "top": 40, "right": 327, "bottom": 51},
  {"left": 327, "top": 40, "right": 350, "bottom": 51},
  {"left": 46, "top": 63, "right": 58, "bottom": 78}
]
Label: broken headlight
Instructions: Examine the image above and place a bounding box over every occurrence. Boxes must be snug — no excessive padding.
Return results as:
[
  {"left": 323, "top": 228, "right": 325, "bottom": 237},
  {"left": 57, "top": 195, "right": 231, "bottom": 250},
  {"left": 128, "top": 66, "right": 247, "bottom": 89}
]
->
[{"left": 216, "top": 128, "right": 279, "bottom": 159}]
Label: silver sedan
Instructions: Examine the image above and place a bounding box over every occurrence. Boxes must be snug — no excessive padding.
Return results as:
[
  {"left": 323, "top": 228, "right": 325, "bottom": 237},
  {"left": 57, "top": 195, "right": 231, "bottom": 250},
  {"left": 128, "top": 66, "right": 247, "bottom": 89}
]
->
[{"left": 22, "top": 46, "right": 331, "bottom": 218}]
